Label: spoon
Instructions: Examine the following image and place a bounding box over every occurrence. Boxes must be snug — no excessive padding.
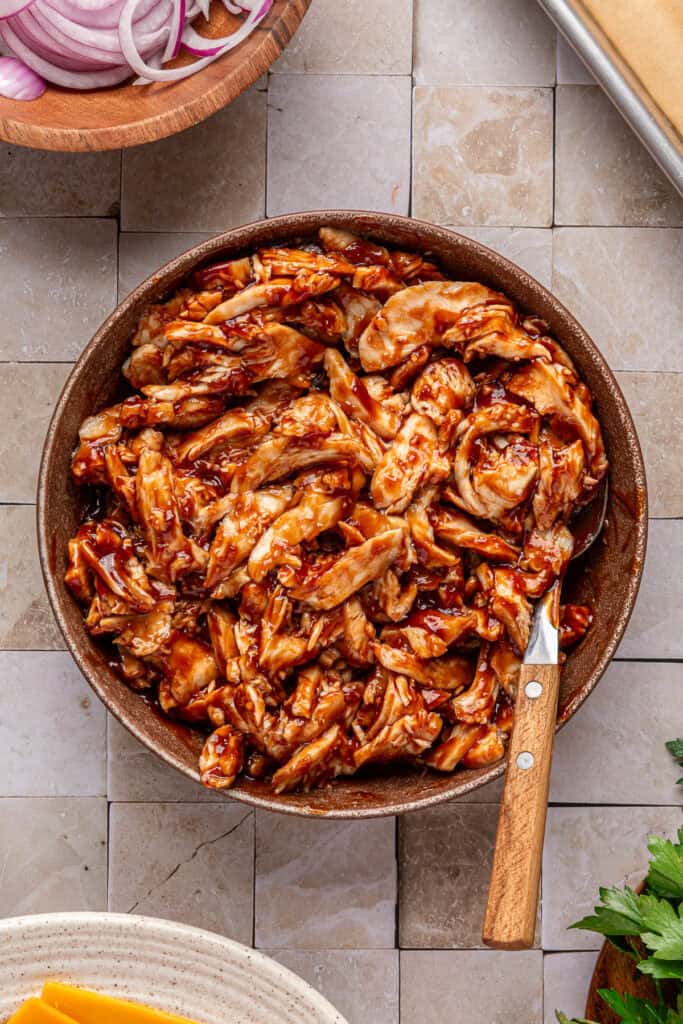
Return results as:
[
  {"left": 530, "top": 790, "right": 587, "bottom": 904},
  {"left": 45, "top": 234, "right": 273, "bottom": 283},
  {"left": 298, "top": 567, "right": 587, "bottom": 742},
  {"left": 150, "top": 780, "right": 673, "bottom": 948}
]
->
[{"left": 482, "top": 481, "right": 608, "bottom": 950}]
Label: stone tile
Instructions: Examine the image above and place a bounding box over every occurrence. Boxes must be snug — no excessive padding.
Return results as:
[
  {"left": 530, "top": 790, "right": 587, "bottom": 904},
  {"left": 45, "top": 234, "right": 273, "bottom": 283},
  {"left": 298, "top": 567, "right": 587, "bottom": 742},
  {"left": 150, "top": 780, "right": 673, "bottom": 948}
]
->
[
  {"left": 108, "top": 802, "right": 254, "bottom": 942},
  {"left": 543, "top": 952, "right": 598, "bottom": 1024},
  {"left": 267, "top": 75, "right": 411, "bottom": 216},
  {"left": 400, "top": 803, "right": 521, "bottom": 948},
  {"left": 617, "top": 520, "right": 683, "bottom": 659},
  {"left": 0, "top": 219, "right": 117, "bottom": 361},
  {"left": 551, "top": 661, "right": 683, "bottom": 805},
  {"left": 542, "top": 807, "right": 683, "bottom": 950},
  {"left": 255, "top": 813, "right": 396, "bottom": 948},
  {"left": 399, "top": 802, "right": 540, "bottom": 947},
  {"left": 414, "top": 0, "right": 556, "bottom": 86},
  {"left": 458, "top": 227, "right": 552, "bottom": 287},
  {"left": 118, "top": 232, "right": 213, "bottom": 300},
  {"left": 268, "top": 950, "right": 399, "bottom": 1024},
  {"left": 556, "top": 35, "right": 594, "bottom": 84},
  {"left": 0, "top": 797, "right": 107, "bottom": 916},
  {"left": 413, "top": 86, "right": 554, "bottom": 226},
  {"left": 0, "top": 146, "right": 120, "bottom": 218},
  {"left": 0, "top": 651, "right": 105, "bottom": 797},
  {"left": 122, "top": 85, "right": 266, "bottom": 231},
  {"left": 0, "top": 505, "right": 63, "bottom": 651},
  {"left": 273, "top": 0, "right": 412, "bottom": 75},
  {"left": 0, "top": 363, "right": 70, "bottom": 503},
  {"left": 457, "top": 774, "right": 505, "bottom": 803},
  {"left": 401, "top": 950, "right": 543, "bottom": 1024},
  {"left": 552, "top": 228, "right": 682, "bottom": 372},
  {"left": 107, "top": 716, "right": 224, "bottom": 803},
  {"left": 616, "top": 372, "right": 683, "bottom": 518},
  {"left": 556, "top": 87, "right": 683, "bottom": 227}
]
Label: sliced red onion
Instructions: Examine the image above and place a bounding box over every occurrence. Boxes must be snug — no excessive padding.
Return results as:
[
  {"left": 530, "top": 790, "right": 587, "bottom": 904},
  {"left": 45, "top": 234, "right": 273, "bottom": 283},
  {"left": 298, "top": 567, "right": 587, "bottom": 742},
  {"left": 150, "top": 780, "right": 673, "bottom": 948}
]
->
[
  {"left": 162, "top": 0, "right": 184, "bottom": 61},
  {"left": 30, "top": 3, "right": 126, "bottom": 63},
  {"left": 181, "top": 0, "right": 270, "bottom": 57},
  {"left": 0, "top": 52, "right": 44, "bottom": 96},
  {"left": 37, "top": 0, "right": 169, "bottom": 56},
  {"left": 0, "top": 0, "right": 34, "bottom": 19},
  {"left": 0, "top": 19, "right": 132, "bottom": 86},
  {"left": 0, "top": 0, "right": 273, "bottom": 95},
  {"left": 13, "top": 10, "right": 107, "bottom": 68},
  {"left": 121, "top": 0, "right": 268, "bottom": 81}
]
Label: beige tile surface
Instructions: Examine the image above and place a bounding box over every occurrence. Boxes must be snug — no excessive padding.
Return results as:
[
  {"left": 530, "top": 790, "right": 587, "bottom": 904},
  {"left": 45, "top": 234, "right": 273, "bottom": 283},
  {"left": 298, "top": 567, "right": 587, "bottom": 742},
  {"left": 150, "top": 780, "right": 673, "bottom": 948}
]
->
[
  {"left": 414, "top": 0, "right": 556, "bottom": 86},
  {"left": 542, "top": 807, "right": 683, "bottom": 950},
  {"left": 118, "top": 232, "right": 213, "bottom": 300},
  {"left": 107, "top": 716, "right": 223, "bottom": 803},
  {"left": 1, "top": 4, "right": 682, "bottom": 1013},
  {"left": 458, "top": 774, "right": 505, "bottom": 803},
  {"left": 552, "top": 227, "right": 682, "bottom": 372},
  {"left": 556, "top": 36, "right": 594, "bottom": 84},
  {"left": 0, "top": 146, "right": 120, "bottom": 218},
  {"left": 0, "top": 652, "right": 105, "bottom": 797},
  {"left": 543, "top": 952, "right": 598, "bottom": 1024},
  {"left": 0, "top": 505, "right": 63, "bottom": 650},
  {"left": 459, "top": 226, "right": 553, "bottom": 287},
  {"left": 121, "top": 85, "right": 266, "bottom": 232},
  {"left": 273, "top": 0, "right": 412, "bottom": 75},
  {"left": 399, "top": 803, "right": 532, "bottom": 948},
  {"left": 255, "top": 814, "right": 396, "bottom": 949},
  {"left": 0, "top": 363, "right": 70, "bottom": 503},
  {"left": 267, "top": 75, "right": 411, "bottom": 216},
  {"left": 551, "top": 661, "right": 683, "bottom": 805},
  {"left": 108, "top": 802, "right": 254, "bottom": 941},
  {"left": 0, "top": 797, "right": 107, "bottom": 916},
  {"left": 0, "top": 219, "right": 117, "bottom": 361},
  {"left": 556, "top": 87, "right": 683, "bottom": 226},
  {"left": 269, "top": 950, "right": 399, "bottom": 1024},
  {"left": 616, "top": 371, "right": 683, "bottom": 517},
  {"left": 617, "top": 520, "right": 683, "bottom": 659},
  {"left": 401, "top": 950, "right": 543, "bottom": 1023},
  {"left": 413, "top": 86, "right": 554, "bottom": 226}
]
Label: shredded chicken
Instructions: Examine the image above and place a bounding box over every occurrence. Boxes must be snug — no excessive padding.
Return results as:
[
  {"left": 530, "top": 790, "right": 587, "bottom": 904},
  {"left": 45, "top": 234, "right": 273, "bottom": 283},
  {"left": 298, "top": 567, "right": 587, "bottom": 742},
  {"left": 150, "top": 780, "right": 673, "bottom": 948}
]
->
[{"left": 65, "top": 229, "right": 606, "bottom": 793}]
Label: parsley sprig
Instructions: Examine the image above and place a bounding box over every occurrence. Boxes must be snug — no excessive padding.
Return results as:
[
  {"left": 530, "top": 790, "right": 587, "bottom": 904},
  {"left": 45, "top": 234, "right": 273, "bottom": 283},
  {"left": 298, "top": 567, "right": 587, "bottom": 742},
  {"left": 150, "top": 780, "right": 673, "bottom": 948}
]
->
[
  {"left": 666, "top": 740, "right": 683, "bottom": 787},
  {"left": 556, "top": 744, "right": 683, "bottom": 1024}
]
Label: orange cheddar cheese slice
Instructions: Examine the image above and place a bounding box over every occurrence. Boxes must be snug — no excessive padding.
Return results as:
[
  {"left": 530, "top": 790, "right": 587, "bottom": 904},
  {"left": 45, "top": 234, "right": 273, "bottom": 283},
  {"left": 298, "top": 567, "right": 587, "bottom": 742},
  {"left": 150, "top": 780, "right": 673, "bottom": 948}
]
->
[
  {"left": 41, "top": 984, "right": 200, "bottom": 1024},
  {"left": 8, "top": 998, "right": 78, "bottom": 1024}
]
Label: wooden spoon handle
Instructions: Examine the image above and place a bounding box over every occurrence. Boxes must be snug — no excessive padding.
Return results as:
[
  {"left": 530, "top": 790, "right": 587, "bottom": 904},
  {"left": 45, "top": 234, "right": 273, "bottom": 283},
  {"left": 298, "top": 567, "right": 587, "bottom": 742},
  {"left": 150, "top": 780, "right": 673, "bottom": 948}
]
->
[{"left": 482, "top": 661, "right": 561, "bottom": 950}]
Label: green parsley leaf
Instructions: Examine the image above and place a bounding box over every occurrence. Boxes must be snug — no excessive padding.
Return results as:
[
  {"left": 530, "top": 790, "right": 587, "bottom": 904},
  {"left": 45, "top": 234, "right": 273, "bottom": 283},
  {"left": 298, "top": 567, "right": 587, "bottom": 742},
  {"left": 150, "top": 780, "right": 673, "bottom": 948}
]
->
[
  {"left": 599, "top": 988, "right": 668, "bottom": 1023},
  {"left": 638, "top": 958, "right": 683, "bottom": 981},
  {"left": 647, "top": 830, "right": 683, "bottom": 900},
  {"left": 666, "top": 739, "right": 683, "bottom": 785},
  {"left": 571, "top": 886, "right": 650, "bottom": 938}
]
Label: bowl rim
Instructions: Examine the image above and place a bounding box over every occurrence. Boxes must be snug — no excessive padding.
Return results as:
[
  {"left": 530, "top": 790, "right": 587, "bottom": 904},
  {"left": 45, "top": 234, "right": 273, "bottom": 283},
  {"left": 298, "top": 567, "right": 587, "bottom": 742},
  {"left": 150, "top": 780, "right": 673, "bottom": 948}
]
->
[
  {"left": 0, "top": 0, "right": 310, "bottom": 153},
  {"left": 0, "top": 911, "right": 346, "bottom": 1022},
  {"left": 37, "top": 209, "right": 649, "bottom": 817}
]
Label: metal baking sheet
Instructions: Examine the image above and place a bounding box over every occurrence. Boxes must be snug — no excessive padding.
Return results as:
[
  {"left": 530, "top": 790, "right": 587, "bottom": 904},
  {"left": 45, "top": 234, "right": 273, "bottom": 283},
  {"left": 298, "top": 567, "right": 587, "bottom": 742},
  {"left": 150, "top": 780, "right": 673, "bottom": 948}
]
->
[{"left": 537, "top": 0, "right": 683, "bottom": 195}]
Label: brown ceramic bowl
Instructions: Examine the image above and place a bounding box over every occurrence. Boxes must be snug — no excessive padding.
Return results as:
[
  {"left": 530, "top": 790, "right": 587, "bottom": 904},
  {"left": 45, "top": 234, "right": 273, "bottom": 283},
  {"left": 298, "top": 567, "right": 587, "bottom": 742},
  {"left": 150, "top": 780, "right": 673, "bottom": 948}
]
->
[{"left": 37, "top": 211, "right": 648, "bottom": 818}]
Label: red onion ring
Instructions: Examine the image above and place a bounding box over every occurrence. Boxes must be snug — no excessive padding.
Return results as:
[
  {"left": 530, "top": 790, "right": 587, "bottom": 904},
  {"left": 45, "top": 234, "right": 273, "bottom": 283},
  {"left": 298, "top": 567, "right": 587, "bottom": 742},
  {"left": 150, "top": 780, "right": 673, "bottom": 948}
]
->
[{"left": 0, "top": 19, "right": 132, "bottom": 86}]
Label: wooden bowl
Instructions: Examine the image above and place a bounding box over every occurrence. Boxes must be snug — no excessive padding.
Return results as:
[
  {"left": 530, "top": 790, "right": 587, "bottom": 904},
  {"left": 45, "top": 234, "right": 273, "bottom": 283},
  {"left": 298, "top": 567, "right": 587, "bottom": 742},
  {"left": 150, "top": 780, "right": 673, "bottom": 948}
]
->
[
  {"left": 37, "top": 211, "right": 648, "bottom": 818},
  {"left": 0, "top": 0, "right": 309, "bottom": 152}
]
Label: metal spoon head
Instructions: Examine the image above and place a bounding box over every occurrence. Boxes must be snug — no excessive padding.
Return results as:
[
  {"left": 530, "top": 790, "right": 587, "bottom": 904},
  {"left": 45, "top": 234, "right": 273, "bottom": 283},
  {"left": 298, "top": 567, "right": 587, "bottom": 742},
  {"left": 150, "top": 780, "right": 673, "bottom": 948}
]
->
[{"left": 570, "top": 478, "right": 609, "bottom": 561}]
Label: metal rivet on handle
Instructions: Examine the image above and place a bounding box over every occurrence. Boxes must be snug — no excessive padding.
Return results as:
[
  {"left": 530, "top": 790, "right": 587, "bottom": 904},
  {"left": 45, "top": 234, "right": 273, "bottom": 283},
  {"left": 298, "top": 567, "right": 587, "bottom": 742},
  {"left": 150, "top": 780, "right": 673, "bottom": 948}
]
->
[
  {"left": 516, "top": 751, "right": 535, "bottom": 770},
  {"left": 525, "top": 680, "right": 543, "bottom": 699}
]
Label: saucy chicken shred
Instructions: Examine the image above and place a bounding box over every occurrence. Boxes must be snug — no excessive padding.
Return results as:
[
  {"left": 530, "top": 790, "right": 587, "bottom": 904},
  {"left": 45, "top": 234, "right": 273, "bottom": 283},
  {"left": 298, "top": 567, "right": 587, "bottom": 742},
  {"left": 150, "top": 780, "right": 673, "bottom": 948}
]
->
[{"left": 65, "top": 227, "right": 607, "bottom": 793}]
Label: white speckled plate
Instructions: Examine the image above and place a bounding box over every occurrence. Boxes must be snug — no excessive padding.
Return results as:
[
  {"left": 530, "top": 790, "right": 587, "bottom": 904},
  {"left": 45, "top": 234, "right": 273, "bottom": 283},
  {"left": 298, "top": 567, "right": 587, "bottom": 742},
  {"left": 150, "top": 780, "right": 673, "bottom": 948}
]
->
[{"left": 0, "top": 913, "right": 347, "bottom": 1023}]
